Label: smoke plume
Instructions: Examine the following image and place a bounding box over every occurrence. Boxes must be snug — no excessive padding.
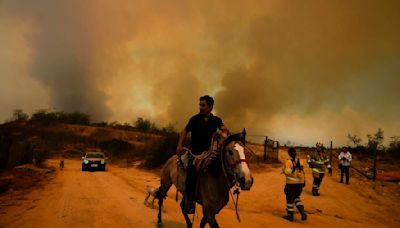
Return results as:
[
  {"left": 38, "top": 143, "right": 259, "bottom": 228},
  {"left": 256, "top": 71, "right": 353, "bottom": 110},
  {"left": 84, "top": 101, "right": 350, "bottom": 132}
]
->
[{"left": 1, "top": 0, "right": 399, "bottom": 145}]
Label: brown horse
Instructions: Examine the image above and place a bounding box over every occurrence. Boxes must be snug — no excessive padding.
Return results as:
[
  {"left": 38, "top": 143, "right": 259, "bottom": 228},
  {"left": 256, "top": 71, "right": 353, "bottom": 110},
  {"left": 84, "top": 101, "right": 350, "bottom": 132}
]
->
[{"left": 156, "top": 132, "right": 254, "bottom": 228}]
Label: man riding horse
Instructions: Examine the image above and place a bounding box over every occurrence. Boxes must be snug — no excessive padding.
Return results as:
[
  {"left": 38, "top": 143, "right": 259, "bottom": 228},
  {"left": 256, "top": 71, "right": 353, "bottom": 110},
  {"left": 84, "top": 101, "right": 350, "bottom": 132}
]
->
[{"left": 176, "top": 95, "right": 229, "bottom": 214}]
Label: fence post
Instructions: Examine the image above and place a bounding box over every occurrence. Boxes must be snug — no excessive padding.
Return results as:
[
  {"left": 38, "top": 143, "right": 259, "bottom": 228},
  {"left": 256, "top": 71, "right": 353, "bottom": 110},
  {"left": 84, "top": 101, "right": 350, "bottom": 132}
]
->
[
  {"left": 264, "top": 136, "right": 268, "bottom": 162},
  {"left": 329, "top": 141, "right": 333, "bottom": 175},
  {"left": 373, "top": 147, "right": 377, "bottom": 180},
  {"left": 243, "top": 128, "right": 246, "bottom": 146}
]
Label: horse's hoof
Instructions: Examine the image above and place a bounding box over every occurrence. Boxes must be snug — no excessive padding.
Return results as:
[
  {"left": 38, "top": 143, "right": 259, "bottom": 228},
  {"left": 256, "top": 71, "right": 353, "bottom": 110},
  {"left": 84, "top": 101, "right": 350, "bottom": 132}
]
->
[{"left": 157, "top": 221, "right": 163, "bottom": 228}]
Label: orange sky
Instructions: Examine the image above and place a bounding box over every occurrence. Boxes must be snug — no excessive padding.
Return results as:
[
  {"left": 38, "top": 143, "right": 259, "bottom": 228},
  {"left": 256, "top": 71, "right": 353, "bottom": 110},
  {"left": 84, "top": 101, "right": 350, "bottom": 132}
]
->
[{"left": 1, "top": 0, "right": 399, "bottom": 146}]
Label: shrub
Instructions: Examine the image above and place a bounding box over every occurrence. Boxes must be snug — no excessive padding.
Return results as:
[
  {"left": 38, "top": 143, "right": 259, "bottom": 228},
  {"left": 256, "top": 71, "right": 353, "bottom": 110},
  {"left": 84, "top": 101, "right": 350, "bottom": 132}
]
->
[
  {"left": 134, "top": 118, "right": 155, "bottom": 132},
  {"left": 12, "top": 109, "right": 29, "bottom": 122},
  {"left": 29, "top": 110, "right": 90, "bottom": 125},
  {"left": 142, "top": 133, "right": 179, "bottom": 168},
  {"left": 387, "top": 136, "right": 400, "bottom": 157},
  {"left": 99, "top": 139, "right": 132, "bottom": 155},
  {"left": 33, "top": 149, "right": 50, "bottom": 167},
  {"left": 91, "top": 121, "right": 109, "bottom": 127}
]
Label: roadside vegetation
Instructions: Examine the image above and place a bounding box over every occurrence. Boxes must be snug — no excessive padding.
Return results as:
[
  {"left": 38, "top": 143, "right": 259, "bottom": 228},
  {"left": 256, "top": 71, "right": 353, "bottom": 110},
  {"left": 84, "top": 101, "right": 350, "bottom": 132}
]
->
[{"left": 0, "top": 109, "right": 179, "bottom": 169}]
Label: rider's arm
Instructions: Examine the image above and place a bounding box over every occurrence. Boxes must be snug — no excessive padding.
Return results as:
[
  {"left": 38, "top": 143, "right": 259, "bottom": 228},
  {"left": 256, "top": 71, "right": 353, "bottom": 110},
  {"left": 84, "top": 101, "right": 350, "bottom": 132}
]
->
[
  {"left": 220, "top": 124, "right": 229, "bottom": 137},
  {"left": 217, "top": 116, "right": 229, "bottom": 137},
  {"left": 176, "top": 129, "right": 187, "bottom": 155},
  {"left": 177, "top": 117, "right": 194, "bottom": 155}
]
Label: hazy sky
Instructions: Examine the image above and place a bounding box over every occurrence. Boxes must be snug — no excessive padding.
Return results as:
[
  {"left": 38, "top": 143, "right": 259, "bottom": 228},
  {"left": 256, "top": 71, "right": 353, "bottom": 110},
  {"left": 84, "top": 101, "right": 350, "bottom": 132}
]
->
[{"left": 1, "top": 0, "right": 399, "bottom": 146}]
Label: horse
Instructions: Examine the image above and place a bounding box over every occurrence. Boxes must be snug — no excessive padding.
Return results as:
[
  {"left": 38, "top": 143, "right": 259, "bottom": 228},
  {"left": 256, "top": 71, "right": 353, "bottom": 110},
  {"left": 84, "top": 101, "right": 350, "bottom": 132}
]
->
[{"left": 156, "top": 131, "right": 254, "bottom": 228}]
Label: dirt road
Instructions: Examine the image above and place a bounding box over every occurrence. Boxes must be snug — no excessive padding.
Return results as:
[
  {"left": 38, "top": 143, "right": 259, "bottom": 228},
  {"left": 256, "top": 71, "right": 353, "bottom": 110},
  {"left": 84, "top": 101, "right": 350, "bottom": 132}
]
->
[{"left": 1, "top": 159, "right": 399, "bottom": 228}]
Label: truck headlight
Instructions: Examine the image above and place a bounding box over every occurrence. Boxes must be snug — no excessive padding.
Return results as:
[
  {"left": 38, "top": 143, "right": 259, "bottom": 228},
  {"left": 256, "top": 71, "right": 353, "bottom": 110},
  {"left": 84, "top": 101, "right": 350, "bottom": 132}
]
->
[
  {"left": 101, "top": 160, "right": 105, "bottom": 164},
  {"left": 83, "top": 160, "right": 89, "bottom": 164}
]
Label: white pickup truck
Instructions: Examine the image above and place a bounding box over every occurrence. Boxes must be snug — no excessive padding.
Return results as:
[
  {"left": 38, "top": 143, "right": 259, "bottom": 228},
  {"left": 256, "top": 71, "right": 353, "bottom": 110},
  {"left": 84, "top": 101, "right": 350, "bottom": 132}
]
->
[{"left": 82, "top": 152, "right": 106, "bottom": 171}]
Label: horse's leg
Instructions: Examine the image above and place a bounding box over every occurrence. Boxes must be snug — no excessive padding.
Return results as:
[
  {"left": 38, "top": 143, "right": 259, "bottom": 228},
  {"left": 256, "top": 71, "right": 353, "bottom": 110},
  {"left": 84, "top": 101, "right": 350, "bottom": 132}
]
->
[
  {"left": 144, "top": 192, "right": 150, "bottom": 205},
  {"left": 203, "top": 208, "right": 219, "bottom": 228},
  {"left": 208, "top": 214, "right": 219, "bottom": 228},
  {"left": 200, "top": 216, "right": 208, "bottom": 228},
  {"left": 157, "top": 180, "right": 172, "bottom": 226},
  {"left": 180, "top": 197, "right": 192, "bottom": 228},
  {"left": 151, "top": 196, "right": 156, "bottom": 208}
]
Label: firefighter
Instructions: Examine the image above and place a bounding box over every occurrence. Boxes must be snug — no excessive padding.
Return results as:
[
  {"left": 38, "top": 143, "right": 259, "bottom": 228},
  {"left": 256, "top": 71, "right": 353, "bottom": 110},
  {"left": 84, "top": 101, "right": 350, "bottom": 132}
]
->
[
  {"left": 282, "top": 147, "right": 307, "bottom": 222},
  {"left": 307, "top": 142, "right": 330, "bottom": 196}
]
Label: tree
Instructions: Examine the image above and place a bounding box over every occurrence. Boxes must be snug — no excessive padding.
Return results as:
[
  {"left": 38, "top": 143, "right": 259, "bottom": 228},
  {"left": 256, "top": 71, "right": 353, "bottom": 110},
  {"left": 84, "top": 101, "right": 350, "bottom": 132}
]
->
[
  {"left": 367, "top": 128, "right": 384, "bottom": 151},
  {"left": 389, "top": 136, "right": 400, "bottom": 148},
  {"left": 387, "top": 136, "right": 400, "bottom": 157},
  {"left": 161, "top": 123, "right": 177, "bottom": 134},
  {"left": 134, "top": 118, "right": 155, "bottom": 132},
  {"left": 12, "top": 109, "right": 29, "bottom": 122},
  {"left": 347, "top": 133, "right": 362, "bottom": 147}
]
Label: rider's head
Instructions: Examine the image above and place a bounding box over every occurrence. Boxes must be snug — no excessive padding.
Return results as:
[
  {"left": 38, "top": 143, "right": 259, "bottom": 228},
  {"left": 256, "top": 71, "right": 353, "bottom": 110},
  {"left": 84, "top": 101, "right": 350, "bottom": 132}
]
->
[
  {"left": 199, "top": 95, "right": 214, "bottom": 115},
  {"left": 288, "top": 147, "right": 296, "bottom": 159}
]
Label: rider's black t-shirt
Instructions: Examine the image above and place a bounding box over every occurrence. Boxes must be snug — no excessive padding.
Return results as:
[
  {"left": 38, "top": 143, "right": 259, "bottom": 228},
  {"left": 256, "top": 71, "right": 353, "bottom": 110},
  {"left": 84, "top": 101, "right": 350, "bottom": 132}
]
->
[{"left": 185, "top": 113, "right": 223, "bottom": 155}]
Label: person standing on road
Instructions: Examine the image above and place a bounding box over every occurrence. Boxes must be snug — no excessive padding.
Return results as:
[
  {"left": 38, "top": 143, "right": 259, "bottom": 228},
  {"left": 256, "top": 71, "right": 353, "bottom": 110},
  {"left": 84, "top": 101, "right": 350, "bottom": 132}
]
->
[
  {"left": 339, "top": 147, "right": 352, "bottom": 184},
  {"left": 308, "top": 142, "right": 330, "bottom": 196},
  {"left": 282, "top": 147, "right": 307, "bottom": 222}
]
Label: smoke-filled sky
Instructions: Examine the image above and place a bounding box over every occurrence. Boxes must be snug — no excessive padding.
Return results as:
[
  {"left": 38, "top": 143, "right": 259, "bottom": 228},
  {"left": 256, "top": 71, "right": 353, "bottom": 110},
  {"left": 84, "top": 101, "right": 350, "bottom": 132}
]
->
[{"left": 1, "top": 0, "right": 399, "bottom": 146}]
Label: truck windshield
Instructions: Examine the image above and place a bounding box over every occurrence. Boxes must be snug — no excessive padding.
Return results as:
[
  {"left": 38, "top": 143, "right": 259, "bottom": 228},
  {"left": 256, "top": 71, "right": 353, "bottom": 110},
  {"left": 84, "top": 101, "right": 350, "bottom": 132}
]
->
[{"left": 86, "top": 153, "right": 104, "bottom": 158}]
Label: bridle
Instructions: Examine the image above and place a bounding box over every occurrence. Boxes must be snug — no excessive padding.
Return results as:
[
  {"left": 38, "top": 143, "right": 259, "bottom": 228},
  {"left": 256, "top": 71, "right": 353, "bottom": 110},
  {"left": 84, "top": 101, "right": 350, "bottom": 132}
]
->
[
  {"left": 227, "top": 157, "right": 248, "bottom": 170},
  {"left": 217, "top": 136, "right": 246, "bottom": 222},
  {"left": 218, "top": 140, "right": 248, "bottom": 176}
]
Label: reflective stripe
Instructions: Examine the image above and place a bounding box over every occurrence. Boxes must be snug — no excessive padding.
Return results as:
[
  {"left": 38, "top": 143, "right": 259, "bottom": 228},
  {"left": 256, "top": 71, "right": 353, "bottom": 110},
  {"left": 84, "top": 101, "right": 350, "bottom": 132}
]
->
[
  {"left": 294, "top": 198, "right": 300, "bottom": 203},
  {"left": 312, "top": 168, "right": 325, "bottom": 173},
  {"left": 295, "top": 202, "right": 304, "bottom": 206},
  {"left": 312, "top": 184, "right": 317, "bottom": 187},
  {"left": 286, "top": 176, "right": 304, "bottom": 183},
  {"left": 287, "top": 208, "right": 294, "bottom": 212},
  {"left": 287, "top": 204, "right": 294, "bottom": 207}
]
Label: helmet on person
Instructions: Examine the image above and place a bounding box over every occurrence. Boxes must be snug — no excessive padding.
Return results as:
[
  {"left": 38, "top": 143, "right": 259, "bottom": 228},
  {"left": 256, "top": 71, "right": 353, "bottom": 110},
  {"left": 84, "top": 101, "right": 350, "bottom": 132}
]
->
[{"left": 316, "top": 142, "right": 324, "bottom": 151}]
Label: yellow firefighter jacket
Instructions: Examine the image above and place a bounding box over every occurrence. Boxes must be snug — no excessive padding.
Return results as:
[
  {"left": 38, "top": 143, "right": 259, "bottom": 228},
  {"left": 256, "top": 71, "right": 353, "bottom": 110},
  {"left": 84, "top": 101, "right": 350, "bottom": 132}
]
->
[
  {"left": 283, "top": 158, "right": 306, "bottom": 184},
  {"left": 308, "top": 151, "right": 329, "bottom": 174}
]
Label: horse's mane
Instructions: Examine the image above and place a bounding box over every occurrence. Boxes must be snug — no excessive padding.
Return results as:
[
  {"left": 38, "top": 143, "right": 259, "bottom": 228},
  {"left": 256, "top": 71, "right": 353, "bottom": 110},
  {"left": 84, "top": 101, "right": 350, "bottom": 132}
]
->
[{"left": 223, "top": 132, "right": 245, "bottom": 148}]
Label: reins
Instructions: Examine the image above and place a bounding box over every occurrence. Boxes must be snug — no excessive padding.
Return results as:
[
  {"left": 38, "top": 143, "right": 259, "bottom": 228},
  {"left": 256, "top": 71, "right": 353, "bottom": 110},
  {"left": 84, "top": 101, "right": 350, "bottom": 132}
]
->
[{"left": 219, "top": 139, "right": 242, "bottom": 223}]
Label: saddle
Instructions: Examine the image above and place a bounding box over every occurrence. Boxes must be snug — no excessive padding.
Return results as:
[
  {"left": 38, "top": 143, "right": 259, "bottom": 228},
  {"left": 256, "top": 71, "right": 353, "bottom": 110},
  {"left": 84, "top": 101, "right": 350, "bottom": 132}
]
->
[
  {"left": 179, "top": 134, "right": 222, "bottom": 173},
  {"left": 179, "top": 149, "right": 218, "bottom": 173}
]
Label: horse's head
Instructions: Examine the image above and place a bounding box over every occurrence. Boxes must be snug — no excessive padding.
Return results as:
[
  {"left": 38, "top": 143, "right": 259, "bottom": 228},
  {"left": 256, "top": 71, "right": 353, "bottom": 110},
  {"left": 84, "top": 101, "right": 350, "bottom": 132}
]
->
[{"left": 221, "top": 130, "right": 254, "bottom": 191}]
